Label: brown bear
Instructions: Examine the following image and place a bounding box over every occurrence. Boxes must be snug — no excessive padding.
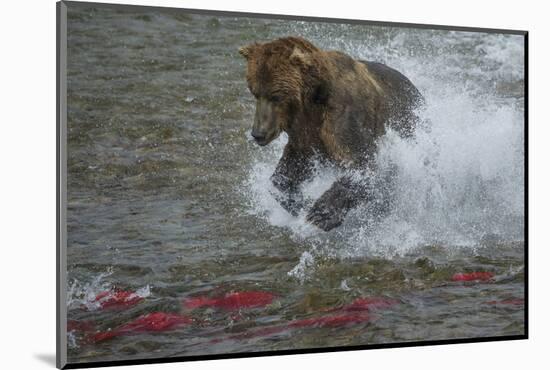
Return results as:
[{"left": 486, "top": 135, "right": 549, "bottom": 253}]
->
[{"left": 239, "top": 36, "right": 423, "bottom": 231}]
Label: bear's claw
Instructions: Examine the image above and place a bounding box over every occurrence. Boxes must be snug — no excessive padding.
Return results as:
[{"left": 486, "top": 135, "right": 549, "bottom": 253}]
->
[{"left": 306, "top": 202, "right": 345, "bottom": 231}]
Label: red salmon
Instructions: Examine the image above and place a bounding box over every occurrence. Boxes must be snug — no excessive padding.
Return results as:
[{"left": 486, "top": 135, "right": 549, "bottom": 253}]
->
[
  {"left": 91, "top": 312, "right": 193, "bottom": 343},
  {"left": 452, "top": 272, "right": 494, "bottom": 282},
  {"left": 289, "top": 312, "right": 371, "bottom": 328},
  {"left": 93, "top": 289, "right": 144, "bottom": 310},
  {"left": 67, "top": 320, "right": 95, "bottom": 332},
  {"left": 217, "top": 312, "right": 371, "bottom": 343},
  {"left": 184, "top": 291, "right": 275, "bottom": 311}
]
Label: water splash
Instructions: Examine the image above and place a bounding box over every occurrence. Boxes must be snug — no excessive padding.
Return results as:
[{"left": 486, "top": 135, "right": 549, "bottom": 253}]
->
[
  {"left": 67, "top": 269, "right": 151, "bottom": 311},
  {"left": 242, "top": 25, "right": 524, "bottom": 264},
  {"left": 288, "top": 251, "right": 315, "bottom": 283},
  {"left": 67, "top": 269, "right": 113, "bottom": 310}
]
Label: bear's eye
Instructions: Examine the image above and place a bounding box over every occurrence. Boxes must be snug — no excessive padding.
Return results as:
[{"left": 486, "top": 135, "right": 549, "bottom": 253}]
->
[{"left": 270, "top": 95, "right": 283, "bottom": 103}]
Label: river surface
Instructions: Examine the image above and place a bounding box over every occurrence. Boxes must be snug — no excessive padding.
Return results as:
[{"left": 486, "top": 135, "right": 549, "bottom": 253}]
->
[{"left": 65, "top": 4, "right": 525, "bottom": 365}]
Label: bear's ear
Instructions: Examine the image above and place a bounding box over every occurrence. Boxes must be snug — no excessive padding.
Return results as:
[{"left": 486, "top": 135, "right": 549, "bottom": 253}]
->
[
  {"left": 289, "top": 47, "right": 312, "bottom": 66},
  {"left": 238, "top": 44, "right": 256, "bottom": 60}
]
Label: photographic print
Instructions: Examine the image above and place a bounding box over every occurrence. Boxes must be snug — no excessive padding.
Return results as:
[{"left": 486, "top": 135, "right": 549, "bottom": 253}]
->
[{"left": 57, "top": 1, "right": 527, "bottom": 368}]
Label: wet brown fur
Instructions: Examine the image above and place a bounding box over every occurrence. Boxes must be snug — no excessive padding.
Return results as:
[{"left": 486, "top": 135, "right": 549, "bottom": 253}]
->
[
  {"left": 240, "top": 36, "right": 423, "bottom": 230},
  {"left": 240, "top": 37, "right": 421, "bottom": 166}
]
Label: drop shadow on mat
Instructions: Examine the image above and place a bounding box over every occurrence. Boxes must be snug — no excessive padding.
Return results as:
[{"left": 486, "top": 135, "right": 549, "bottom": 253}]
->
[{"left": 34, "top": 353, "right": 56, "bottom": 367}]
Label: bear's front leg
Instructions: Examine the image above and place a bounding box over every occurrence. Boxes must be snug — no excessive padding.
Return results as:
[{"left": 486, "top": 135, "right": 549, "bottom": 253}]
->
[
  {"left": 271, "top": 176, "right": 305, "bottom": 216},
  {"left": 270, "top": 145, "right": 314, "bottom": 216},
  {"left": 306, "top": 176, "right": 365, "bottom": 231}
]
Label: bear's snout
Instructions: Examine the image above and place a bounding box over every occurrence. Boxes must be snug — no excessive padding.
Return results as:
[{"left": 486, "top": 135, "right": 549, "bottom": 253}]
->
[{"left": 251, "top": 130, "right": 268, "bottom": 145}]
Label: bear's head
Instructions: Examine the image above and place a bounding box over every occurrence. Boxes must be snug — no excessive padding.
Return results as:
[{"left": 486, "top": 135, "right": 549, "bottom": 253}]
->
[{"left": 239, "top": 37, "right": 327, "bottom": 146}]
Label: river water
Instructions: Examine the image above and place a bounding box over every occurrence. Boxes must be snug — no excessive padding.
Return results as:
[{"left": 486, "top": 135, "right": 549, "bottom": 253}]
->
[{"left": 65, "top": 4, "right": 525, "bottom": 365}]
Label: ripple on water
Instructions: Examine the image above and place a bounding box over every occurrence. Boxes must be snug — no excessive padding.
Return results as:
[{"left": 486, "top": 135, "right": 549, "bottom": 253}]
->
[{"left": 66, "top": 4, "right": 525, "bottom": 363}]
